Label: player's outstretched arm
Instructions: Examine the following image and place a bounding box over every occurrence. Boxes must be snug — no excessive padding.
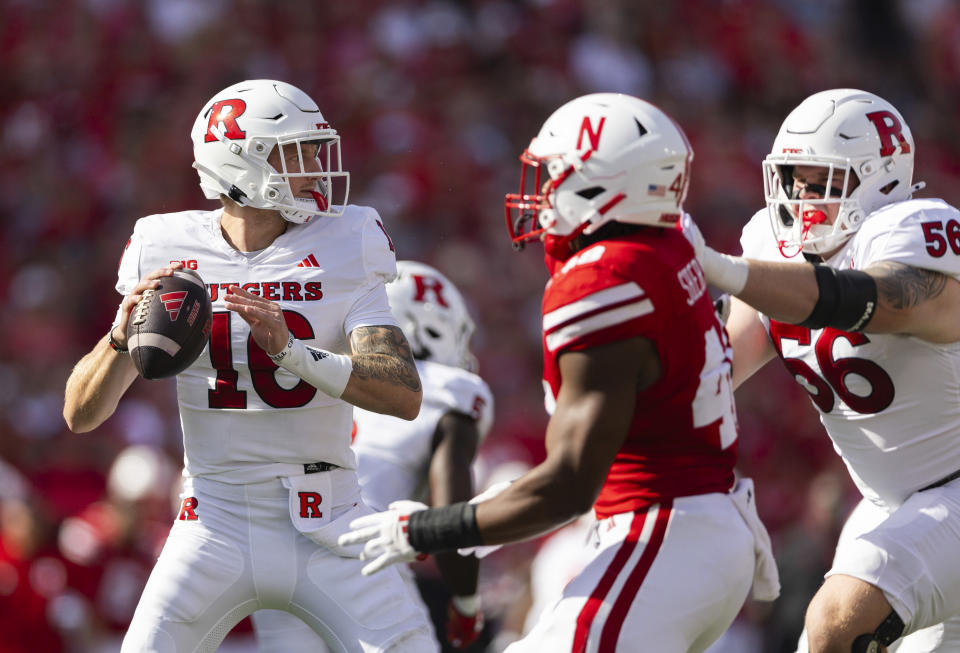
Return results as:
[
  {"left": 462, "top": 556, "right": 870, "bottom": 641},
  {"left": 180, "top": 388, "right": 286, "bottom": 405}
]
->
[
  {"left": 681, "top": 216, "right": 822, "bottom": 325},
  {"left": 63, "top": 266, "right": 180, "bottom": 432},
  {"left": 472, "top": 336, "right": 655, "bottom": 543},
  {"left": 702, "top": 249, "right": 960, "bottom": 343},
  {"left": 338, "top": 335, "right": 659, "bottom": 577}
]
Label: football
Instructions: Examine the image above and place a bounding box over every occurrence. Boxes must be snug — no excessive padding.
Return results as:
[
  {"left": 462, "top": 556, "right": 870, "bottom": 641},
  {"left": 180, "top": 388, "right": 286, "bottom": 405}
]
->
[{"left": 126, "top": 268, "right": 212, "bottom": 380}]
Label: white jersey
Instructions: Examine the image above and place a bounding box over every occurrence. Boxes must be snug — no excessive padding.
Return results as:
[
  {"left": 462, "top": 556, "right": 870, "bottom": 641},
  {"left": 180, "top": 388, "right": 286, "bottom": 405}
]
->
[
  {"left": 741, "top": 199, "right": 960, "bottom": 509},
  {"left": 352, "top": 360, "right": 494, "bottom": 511},
  {"left": 115, "top": 206, "right": 399, "bottom": 483}
]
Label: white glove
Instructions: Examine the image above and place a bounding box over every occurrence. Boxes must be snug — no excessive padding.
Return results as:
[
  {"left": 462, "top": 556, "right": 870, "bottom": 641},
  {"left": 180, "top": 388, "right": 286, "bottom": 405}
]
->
[
  {"left": 679, "top": 213, "right": 749, "bottom": 294},
  {"left": 679, "top": 212, "right": 705, "bottom": 259},
  {"left": 337, "top": 500, "right": 428, "bottom": 576}
]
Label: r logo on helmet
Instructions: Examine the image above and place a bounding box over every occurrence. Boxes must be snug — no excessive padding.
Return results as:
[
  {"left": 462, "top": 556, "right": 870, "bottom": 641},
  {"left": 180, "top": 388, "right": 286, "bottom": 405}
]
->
[
  {"left": 865, "top": 110, "right": 911, "bottom": 157},
  {"left": 205, "top": 99, "right": 247, "bottom": 142}
]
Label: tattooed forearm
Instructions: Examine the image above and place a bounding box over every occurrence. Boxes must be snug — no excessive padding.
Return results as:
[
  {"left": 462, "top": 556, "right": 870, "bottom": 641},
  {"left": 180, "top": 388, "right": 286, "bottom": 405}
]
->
[
  {"left": 350, "top": 325, "right": 422, "bottom": 392},
  {"left": 871, "top": 262, "right": 948, "bottom": 310}
]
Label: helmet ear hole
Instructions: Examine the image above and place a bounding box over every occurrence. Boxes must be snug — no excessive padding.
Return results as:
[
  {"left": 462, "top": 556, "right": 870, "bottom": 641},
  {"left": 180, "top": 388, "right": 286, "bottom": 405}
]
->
[{"left": 879, "top": 180, "right": 900, "bottom": 195}]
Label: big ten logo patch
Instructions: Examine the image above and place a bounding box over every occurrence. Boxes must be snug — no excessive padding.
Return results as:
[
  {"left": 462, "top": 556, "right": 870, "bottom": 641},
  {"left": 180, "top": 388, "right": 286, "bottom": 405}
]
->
[
  {"left": 298, "top": 492, "right": 323, "bottom": 519},
  {"left": 178, "top": 497, "right": 199, "bottom": 520}
]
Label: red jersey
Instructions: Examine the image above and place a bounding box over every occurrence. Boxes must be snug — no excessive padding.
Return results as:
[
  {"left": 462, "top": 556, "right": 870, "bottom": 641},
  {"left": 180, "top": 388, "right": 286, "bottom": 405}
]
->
[{"left": 541, "top": 228, "right": 738, "bottom": 518}]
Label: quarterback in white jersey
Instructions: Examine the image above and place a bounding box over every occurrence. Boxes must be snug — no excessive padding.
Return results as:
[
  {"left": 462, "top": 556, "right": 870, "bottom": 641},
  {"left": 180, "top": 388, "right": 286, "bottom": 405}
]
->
[
  {"left": 690, "top": 89, "right": 960, "bottom": 652},
  {"left": 252, "top": 261, "right": 495, "bottom": 651},
  {"left": 63, "top": 80, "right": 436, "bottom": 653}
]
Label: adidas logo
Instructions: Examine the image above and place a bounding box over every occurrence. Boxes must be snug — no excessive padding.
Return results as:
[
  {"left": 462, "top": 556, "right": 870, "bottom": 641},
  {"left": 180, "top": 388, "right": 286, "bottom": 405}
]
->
[
  {"left": 160, "top": 291, "right": 188, "bottom": 320},
  {"left": 297, "top": 254, "right": 320, "bottom": 268},
  {"left": 306, "top": 346, "right": 329, "bottom": 361}
]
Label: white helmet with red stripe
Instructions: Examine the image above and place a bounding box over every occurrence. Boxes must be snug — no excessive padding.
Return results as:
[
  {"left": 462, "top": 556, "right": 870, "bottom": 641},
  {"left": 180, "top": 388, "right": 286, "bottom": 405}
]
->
[
  {"left": 763, "top": 89, "right": 920, "bottom": 255},
  {"left": 387, "top": 261, "right": 477, "bottom": 371},
  {"left": 190, "top": 79, "right": 350, "bottom": 224},
  {"left": 505, "top": 93, "right": 693, "bottom": 256}
]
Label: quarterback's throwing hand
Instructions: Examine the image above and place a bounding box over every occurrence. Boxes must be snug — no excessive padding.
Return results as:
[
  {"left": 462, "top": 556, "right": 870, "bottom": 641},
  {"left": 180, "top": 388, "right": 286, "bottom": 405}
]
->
[
  {"left": 338, "top": 500, "right": 428, "bottom": 576},
  {"left": 223, "top": 285, "right": 290, "bottom": 355}
]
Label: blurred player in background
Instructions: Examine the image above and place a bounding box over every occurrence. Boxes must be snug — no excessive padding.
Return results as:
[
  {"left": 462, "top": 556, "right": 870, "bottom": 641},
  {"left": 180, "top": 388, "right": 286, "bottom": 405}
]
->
[
  {"left": 62, "top": 79, "right": 438, "bottom": 652},
  {"left": 252, "top": 260, "right": 494, "bottom": 651},
  {"left": 689, "top": 88, "right": 960, "bottom": 652},
  {"left": 340, "top": 93, "right": 779, "bottom": 652}
]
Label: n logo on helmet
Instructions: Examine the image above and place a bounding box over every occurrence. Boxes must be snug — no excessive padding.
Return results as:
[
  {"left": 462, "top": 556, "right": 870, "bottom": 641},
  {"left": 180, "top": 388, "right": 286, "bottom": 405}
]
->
[
  {"left": 205, "top": 99, "right": 247, "bottom": 143},
  {"left": 865, "top": 110, "right": 911, "bottom": 157},
  {"left": 412, "top": 275, "right": 449, "bottom": 307},
  {"left": 576, "top": 116, "right": 606, "bottom": 151}
]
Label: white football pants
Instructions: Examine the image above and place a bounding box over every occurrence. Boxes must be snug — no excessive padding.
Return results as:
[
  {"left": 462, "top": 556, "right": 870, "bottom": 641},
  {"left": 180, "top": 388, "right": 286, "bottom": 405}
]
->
[
  {"left": 120, "top": 471, "right": 437, "bottom": 653},
  {"left": 506, "top": 491, "right": 756, "bottom": 653}
]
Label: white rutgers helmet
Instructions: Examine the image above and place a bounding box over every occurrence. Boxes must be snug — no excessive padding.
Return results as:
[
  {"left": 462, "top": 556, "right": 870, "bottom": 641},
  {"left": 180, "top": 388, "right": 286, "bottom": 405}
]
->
[
  {"left": 763, "top": 89, "right": 921, "bottom": 255},
  {"left": 190, "top": 79, "right": 350, "bottom": 224},
  {"left": 504, "top": 93, "right": 692, "bottom": 257},
  {"left": 387, "top": 261, "right": 477, "bottom": 371}
]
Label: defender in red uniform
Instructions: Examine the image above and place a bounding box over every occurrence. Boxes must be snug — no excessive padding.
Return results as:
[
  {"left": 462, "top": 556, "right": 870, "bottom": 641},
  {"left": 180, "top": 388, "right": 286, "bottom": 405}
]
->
[{"left": 341, "top": 94, "right": 779, "bottom": 652}]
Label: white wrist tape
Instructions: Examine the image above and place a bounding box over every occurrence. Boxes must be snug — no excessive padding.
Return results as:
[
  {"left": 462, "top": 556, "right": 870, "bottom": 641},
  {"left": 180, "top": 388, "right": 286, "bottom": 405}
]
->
[
  {"left": 269, "top": 335, "right": 353, "bottom": 399},
  {"left": 701, "top": 246, "right": 750, "bottom": 295},
  {"left": 452, "top": 594, "right": 480, "bottom": 616}
]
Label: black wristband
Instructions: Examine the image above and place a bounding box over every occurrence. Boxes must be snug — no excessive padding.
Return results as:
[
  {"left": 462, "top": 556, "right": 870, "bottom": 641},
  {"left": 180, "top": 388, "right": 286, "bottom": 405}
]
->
[
  {"left": 407, "top": 502, "right": 484, "bottom": 554},
  {"left": 108, "top": 328, "right": 128, "bottom": 354}
]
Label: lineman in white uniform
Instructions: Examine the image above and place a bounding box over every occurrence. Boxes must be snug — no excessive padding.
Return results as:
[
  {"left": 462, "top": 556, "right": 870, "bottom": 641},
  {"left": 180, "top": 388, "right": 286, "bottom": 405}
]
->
[
  {"left": 252, "top": 261, "right": 495, "bottom": 651},
  {"left": 62, "top": 79, "right": 437, "bottom": 653},
  {"left": 688, "top": 89, "right": 960, "bottom": 652}
]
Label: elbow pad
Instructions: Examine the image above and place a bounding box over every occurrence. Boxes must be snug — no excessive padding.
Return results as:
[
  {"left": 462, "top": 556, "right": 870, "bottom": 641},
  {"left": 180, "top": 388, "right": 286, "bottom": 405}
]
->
[{"left": 799, "top": 265, "right": 877, "bottom": 332}]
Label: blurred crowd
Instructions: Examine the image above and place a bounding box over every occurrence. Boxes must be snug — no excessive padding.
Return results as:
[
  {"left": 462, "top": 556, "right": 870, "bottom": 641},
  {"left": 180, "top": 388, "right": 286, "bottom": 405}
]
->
[{"left": 3, "top": 0, "right": 960, "bottom": 650}]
